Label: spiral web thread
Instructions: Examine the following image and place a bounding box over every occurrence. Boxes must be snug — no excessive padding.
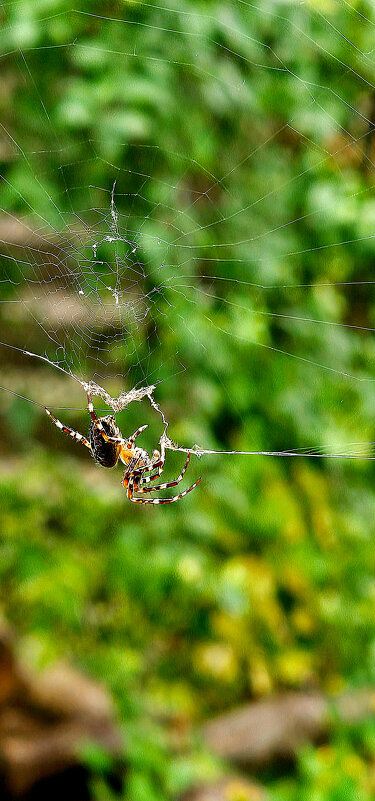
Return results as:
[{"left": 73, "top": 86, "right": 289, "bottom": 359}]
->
[{"left": 1, "top": 2, "right": 375, "bottom": 461}]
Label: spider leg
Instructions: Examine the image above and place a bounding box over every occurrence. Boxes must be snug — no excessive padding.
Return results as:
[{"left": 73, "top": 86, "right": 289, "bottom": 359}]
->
[
  {"left": 137, "top": 454, "right": 191, "bottom": 493},
  {"left": 122, "top": 457, "right": 162, "bottom": 497},
  {"left": 128, "top": 476, "right": 201, "bottom": 505},
  {"left": 122, "top": 457, "right": 147, "bottom": 492},
  {"left": 127, "top": 459, "right": 164, "bottom": 488},
  {"left": 101, "top": 426, "right": 150, "bottom": 447},
  {"left": 127, "top": 425, "right": 149, "bottom": 447},
  {"left": 87, "top": 391, "right": 99, "bottom": 424},
  {"left": 122, "top": 448, "right": 165, "bottom": 490},
  {"left": 45, "top": 408, "right": 91, "bottom": 450},
  {"left": 87, "top": 392, "right": 118, "bottom": 442},
  {"left": 114, "top": 425, "right": 151, "bottom": 457}
]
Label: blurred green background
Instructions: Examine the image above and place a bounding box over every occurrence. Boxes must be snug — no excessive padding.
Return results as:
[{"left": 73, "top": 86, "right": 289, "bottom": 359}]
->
[{"left": 2, "top": 0, "right": 375, "bottom": 799}]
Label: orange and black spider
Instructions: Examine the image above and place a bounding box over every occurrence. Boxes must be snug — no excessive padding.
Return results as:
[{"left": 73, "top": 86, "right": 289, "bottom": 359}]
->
[{"left": 44, "top": 392, "right": 201, "bottom": 504}]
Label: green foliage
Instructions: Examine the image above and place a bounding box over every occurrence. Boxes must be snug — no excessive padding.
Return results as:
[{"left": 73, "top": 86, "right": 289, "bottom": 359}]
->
[
  {"left": 2, "top": 0, "right": 375, "bottom": 799},
  {"left": 271, "top": 720, "right": 375, "bottom": 801}
]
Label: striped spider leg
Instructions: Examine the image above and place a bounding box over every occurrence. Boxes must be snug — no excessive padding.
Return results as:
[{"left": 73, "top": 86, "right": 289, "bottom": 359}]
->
[
  {"left": 136, "top": 453, "right": 191, "bottom": 493},
  {"left": 44, "top": 407, "right": 91, "bottom": 451},
  {"left": 123, "top": 460, "right": 164, "bottom": 492},
  {"left": 126, "top": 453, "right": 201, "bottom": 505}
]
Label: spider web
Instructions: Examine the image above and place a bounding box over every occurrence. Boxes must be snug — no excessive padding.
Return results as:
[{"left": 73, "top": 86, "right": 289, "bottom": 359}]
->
[{"left": 1, "top": 0, "right": 375, "bottom": 462}]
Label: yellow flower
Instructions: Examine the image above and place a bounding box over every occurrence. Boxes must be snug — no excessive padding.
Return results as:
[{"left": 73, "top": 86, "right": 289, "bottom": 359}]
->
[
  {"left": 291, "top": 607, "right": 316, "bottom": 636},
  {"left": 248, "top": 656, "right": 273, "bottom": 697},
  {"left": 193, "top": 643, "right": 238, "bottom": 683},
  {"left": 342, "top": 753, "right": 366, "bottom": 781},
  {"left": 276, "top": 649, "right": 313, "bottom": 686}
]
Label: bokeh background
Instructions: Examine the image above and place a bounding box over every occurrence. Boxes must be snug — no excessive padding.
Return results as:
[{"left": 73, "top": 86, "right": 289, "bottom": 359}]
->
[{"left": 2, "top": 1, "right": 375, "bottom": 799}]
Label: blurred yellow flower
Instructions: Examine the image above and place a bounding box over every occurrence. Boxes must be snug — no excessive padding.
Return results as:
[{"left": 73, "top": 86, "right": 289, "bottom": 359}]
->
[
  {"left": 193, "top": 643, "right": 238, "bottom": 683},
  {"left": 342, "top": 753, "right": 366, "bottom": 781},
  {"left": 177, "top": 555, "right": 203, "bottom": 583},
  {"left": 224, "top": 556, "right": 274, "bottom": 603},
  {"left": 248, "top": 655, "right": 273, "bottom": 697},
  {"left": 224, "top": 779, "right": 263, "bottom": 801},
  {"left": 275, "top": 649, "right": 314, "bottom": 686},
  {"left": 291, "top": 607, "right": 316, "bottom": 636},
  {"left": 211, "top": 611, "right": 247, "bottom": 645}
]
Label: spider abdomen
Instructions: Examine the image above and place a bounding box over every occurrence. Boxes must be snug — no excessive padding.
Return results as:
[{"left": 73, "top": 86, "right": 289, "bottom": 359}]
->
[{"left": 89, "top": 416, "right": 121, "bottom": 468}]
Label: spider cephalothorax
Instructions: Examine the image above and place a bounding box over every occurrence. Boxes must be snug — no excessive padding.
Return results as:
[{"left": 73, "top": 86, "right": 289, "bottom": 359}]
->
[{"left": 45, "top": 393, "right": 200, "bottom": 504}]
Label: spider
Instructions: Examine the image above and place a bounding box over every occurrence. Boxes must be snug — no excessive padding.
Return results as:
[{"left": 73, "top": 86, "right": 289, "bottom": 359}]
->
[{"left": 44, "top": 392, "right": 201, "bottom": 504}]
